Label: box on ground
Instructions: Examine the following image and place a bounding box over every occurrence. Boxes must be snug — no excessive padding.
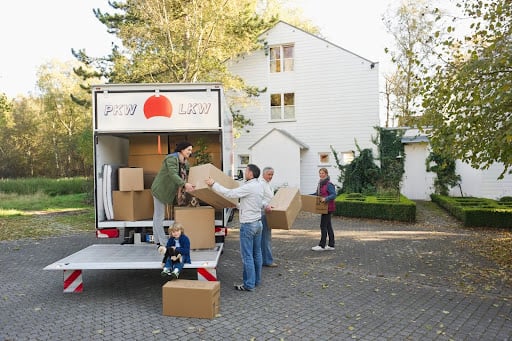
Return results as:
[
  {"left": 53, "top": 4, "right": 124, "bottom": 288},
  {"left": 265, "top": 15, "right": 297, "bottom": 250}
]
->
[
  {"left": 266, "top": 187, "right": 302, "bottom": 229},
  {"left": 113, "top": 189, "right": 153, "bottom": 221},
  {"left": 188, "top": 163, "right": 239, "bottom": 209},
  {"left": 301, "top": 195, "right": 328, "bottom": 214},
  {"left": 162, "top": 279, "right": 220, "bottom": 319},
  {"left": 129, "top": 135, "right": 169, "bottom": 155},
  {"left": 174, "top": 206, "right": 215, "bottom": 249},
  {"left": 118, "top": 167, "right": 144, "bottom": 191}
]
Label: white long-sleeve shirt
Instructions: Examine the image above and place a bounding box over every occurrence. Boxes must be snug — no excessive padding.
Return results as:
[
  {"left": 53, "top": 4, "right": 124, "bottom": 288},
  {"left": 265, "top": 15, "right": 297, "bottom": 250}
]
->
[
  {"left": 212, "top": 178, "right": 263, "bottom": 223},
  {"left": 259, "top": 177, "right": 274, "bottom": 213}
]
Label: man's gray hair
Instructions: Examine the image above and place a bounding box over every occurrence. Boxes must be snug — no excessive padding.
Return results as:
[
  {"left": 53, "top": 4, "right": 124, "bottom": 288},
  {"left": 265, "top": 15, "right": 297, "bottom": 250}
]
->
[{"left": 262, "top": 167, "right": 274, "bottom": 174}]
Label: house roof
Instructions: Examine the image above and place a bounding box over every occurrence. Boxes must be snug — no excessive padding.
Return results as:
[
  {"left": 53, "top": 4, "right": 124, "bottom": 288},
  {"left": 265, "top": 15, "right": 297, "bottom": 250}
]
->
[
  {"left": 249, "top": 128, "right": 309, "bottom": 150},
  {"left": 260, "top": 20, "right": 377, "bottom": 65},
  {"left": 401, "top": 128, "right": 430, "bottom": 144}
]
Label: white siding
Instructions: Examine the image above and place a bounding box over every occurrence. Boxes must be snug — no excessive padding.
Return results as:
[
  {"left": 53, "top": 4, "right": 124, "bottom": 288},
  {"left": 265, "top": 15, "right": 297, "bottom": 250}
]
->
[
  {"left": 229, "top": 22, "right": 380, "bottom": 194},
  {"left": 402, "top": 143, "right": 435, "bottom": 200},
  {"left": 450, "top": 162, "right": 512, "bottom": 199},
  {"left": 402, "top": 135, "right": 512, "bottom": 200},
  {"left": 250, "top": 130, "right": 302, "bottom": 189}
]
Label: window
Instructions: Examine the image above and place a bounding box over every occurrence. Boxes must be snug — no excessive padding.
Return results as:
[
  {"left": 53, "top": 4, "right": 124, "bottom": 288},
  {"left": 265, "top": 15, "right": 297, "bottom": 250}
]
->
[
  {"left": 319, "top": 153, "right": 330, "bottom": 164},
  {"left": 270, "top": 45, "right": 294, "bottom": 73},
  {"left": 270, "top": 93, "right": 295, "bottom": 120},
  {"left": 342, "top": 151, "right": 356, "bottom": 164},
  {"left": 318, "top": 151, "right": 354, "bottom": 166},
  {"left": 238, "top": 154, "right": 249, "bottom": 166}
]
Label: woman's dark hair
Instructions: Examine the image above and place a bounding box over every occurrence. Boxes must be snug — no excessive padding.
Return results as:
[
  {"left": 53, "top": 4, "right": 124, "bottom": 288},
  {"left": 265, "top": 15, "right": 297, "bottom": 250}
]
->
[
  {"left": 174, "top": 141, "right": 193, "bottom": 153},
  {"left": 246, "top": 164, "right": 260, "bottom": 179}
]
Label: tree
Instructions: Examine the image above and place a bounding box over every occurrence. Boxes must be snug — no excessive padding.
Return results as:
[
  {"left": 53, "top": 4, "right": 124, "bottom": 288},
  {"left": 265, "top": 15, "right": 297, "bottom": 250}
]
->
[
  {"left": 419, "top": 0, "right": 512, "bottom": 179},
  {"left": 71, "top": 0, "right": 319, "bottom": 135},
  {"left": 73, "top": 0, "right": 277, "bottom": 89},
  {"left": 333, "top": 145, "right": 381, "bottom": 195},
  {"left": 36, "top": 60, "right": 95, "bottom": 177},
  {"left": 382, "top": 0, "right": 441, "bottom": 127}
]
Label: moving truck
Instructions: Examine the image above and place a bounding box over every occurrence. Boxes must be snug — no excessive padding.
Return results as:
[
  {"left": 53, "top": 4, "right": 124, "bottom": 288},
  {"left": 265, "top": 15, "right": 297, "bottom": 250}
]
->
[{"left": 44, "top": 83, "right": 234, "bottom": 292}]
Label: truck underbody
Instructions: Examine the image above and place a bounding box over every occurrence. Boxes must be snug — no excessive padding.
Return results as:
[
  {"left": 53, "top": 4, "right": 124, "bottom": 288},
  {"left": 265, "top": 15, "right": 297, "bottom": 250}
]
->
[{"left": 44, "top": 243, "right": 223, "bottom": 293}]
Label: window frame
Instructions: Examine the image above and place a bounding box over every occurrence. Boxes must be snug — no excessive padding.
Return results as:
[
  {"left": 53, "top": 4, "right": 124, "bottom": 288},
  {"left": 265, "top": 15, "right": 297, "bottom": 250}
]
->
[
  {"left": 269, "top": 44, "right": 294, "bottom": 73},
  {"left": 270, "top": 92, "right": 295, "bottom": 121}
]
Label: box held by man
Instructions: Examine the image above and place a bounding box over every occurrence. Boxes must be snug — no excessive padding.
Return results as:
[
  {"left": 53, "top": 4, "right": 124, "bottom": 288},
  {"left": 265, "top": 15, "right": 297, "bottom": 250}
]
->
[
  {"left": 188, "top": 163, "right": 239, "bottom": 208},
  {"left": 266, "top": 187, "right": 302, "bottom": 229}
]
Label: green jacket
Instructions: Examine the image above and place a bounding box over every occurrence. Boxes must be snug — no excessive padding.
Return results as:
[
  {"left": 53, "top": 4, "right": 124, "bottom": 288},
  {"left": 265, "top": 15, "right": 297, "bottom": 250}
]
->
[{"left": 151, "top": 152, "right": 188, "bottom": 204}]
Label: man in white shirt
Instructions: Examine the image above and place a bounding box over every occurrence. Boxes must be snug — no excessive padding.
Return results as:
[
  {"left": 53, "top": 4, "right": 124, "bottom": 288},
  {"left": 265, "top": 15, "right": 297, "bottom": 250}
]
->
[{"left": 206, "top": 164, "right": 264, "bottom": 291}]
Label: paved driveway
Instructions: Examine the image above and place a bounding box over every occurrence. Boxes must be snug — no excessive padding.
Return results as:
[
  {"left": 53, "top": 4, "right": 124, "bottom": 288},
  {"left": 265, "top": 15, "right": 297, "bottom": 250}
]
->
[{"left": 0, "top": 203, "right": 510, "bottom": 340}]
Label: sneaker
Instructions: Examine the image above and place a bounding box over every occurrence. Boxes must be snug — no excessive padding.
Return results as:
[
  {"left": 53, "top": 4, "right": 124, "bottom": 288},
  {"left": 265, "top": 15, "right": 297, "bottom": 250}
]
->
[
  {"left": 171, "top": 270, "right": 179, "bottom": 280},
  {"left": 264, "top": 263, "right": 278, "bottom": 267},
  {"left": 234, "top": 284, "right": 254, "bottom": 292},
  {"left": 311, "top": 245, "right": 325, "bottom": 251},
  {"left": 160, "top": 268, "right": 171, "bottom": 278},
  {"left": 324, "top": 246, "right": 335, "bottom": 251}
]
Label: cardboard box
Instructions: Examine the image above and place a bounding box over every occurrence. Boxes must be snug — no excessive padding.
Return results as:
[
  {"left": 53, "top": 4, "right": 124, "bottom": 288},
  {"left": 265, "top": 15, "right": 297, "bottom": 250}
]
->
[
  {"left": 266, "top": 187, "right": 302, "bottom": 230},
  {"left": 162, "top": 280, "right": 220, "bottom": 319},
  {"left": 301, "top": 195, "right": 328, "bottom": 214},
  {"left": 174, "top": 206, "right": 215, "bottom": 249},
  {"left": 188, "top": 163, "right": 239, "bottom": 209},
  {"left": 118, "top": 167, "right": 144, "bottom": 191},
  {"left": 113, "top": 189, "right": 153, "bottom": 221},
  {"left": 129, "top": 135, "right": 168, "bottom": 155},
  {"left": 128, "top": 154, "right": 167, "bottom": 173}
]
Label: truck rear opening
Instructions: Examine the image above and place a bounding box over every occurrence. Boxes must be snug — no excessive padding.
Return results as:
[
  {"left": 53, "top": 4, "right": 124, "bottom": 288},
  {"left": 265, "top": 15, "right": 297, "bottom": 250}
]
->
[{"left": 43, "top": 83, "right": 234, "bottom": 293}]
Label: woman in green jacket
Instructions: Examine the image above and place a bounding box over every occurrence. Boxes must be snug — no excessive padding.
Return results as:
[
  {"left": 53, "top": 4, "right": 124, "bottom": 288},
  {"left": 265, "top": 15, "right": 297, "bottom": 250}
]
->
[{"left": 151, "top": 141, "right": 195, "bottom": 250}]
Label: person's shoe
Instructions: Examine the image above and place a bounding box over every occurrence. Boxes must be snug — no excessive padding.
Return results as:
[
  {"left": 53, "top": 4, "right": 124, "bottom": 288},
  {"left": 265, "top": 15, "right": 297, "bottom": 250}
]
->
[
  {"left": 234, "top": 284, "right": 253, "bottom": 292},
  {"left": 311, "top": 245, "right": 325, "bottom": 251},
  {"left": 264, "top": 263, "right": 278, "bottom": 267},
  {"left": 160, "top": 268, "right": 171, "bottom": 278},
  {"left": 171, "top": 270, "right": 180, "bottom": 280},
  {"left": 324, "top": 246, "right": 335, "bottom": 251}
]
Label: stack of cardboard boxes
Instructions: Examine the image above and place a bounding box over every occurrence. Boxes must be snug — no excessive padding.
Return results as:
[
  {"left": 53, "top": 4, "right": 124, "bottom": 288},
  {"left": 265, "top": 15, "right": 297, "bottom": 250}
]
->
[{"left": 112, "top": 167, "right": 154, "bottom": 221}]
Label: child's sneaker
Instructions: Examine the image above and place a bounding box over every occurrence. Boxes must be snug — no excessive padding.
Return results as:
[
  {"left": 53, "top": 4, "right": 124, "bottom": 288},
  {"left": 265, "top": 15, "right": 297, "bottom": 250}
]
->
[
  {"left": 324, "top": 246, "right": 335, "bottom": 251},
  {"left": 171, "top": 270, "right": 180, "bottom": 280},
  {"left": 160, "top": 268, "right": 171, "bottom": 278},
  {"left": 311, "top": 245, "right": 325, "bottom": 251}
]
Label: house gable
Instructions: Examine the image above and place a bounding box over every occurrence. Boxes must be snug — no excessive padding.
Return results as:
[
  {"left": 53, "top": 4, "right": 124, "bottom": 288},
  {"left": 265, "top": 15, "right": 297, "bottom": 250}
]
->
[{"left": 229, "top": 20, "right": 380, "bottom": 193}]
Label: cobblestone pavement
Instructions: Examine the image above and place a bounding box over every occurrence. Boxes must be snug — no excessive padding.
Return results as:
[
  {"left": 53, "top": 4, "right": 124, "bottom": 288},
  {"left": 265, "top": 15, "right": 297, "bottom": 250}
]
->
[{"left": 0, "top": 202, "right": 511, "bottom": 341}]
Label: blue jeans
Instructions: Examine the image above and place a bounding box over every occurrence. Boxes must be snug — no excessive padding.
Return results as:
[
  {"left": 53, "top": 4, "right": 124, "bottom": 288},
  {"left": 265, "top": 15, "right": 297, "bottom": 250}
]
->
[
  {"left": 261, "top": 214, "right": 274, "bottom": 265},
  {"left": 164, "top": 258, "right": 184, "bottom": 274},
  {"left": 239, "top": 220, "right": 263, "bottom": 289}
]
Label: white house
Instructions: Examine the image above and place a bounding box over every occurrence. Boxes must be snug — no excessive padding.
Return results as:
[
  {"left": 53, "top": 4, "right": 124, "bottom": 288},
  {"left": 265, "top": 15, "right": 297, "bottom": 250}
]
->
[
  {"left": 228, "top": 21, "right": 380, "bottom": 193},
  {"left": 401, "top": 129, "right": 512, "bottom": 200}
]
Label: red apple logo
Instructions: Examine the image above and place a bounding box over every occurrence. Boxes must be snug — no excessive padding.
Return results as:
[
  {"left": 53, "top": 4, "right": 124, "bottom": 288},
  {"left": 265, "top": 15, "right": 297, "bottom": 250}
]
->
[{"left": 143, "top": 95, "right": 172, "bottom": 119}]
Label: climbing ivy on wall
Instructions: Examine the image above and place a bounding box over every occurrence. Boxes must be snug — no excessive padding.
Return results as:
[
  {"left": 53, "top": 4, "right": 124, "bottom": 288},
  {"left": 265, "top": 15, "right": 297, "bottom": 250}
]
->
[
  {"left": 331, "top": 127, "right": 405, "bottom": 194},
  {"left": 426, "top": 152, "right": 461, "bottom": 195}
]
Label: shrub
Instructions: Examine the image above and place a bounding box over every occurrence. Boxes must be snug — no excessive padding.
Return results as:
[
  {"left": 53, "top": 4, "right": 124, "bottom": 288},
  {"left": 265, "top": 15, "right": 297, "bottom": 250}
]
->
[
  {"left": 431, "top": 194, "right": 512, "bottom": 228},
  {"left": 335, "top": 193, "right": 416, "bottom": 222}
]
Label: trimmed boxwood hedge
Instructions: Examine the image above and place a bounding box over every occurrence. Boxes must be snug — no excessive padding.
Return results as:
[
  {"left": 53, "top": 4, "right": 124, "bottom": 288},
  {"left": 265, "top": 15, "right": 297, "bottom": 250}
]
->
[
  {"left": 335, "top": 193, "right": 416, "bottom": 222},
  {"left": 430, "top": 194, "right": 512, "bottom": 228}
]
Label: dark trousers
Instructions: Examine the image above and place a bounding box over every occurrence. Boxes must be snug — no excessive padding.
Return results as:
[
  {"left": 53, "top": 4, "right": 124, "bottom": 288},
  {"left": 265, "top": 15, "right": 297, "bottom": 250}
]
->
[{"left": 319, "top": 213, "right": 334, "bottom": 247}]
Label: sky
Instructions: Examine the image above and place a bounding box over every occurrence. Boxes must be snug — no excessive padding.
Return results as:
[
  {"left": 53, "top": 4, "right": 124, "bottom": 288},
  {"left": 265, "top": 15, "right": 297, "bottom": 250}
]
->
[{"left": 0, "top": 0, "right": 396, "bottom": 98}]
